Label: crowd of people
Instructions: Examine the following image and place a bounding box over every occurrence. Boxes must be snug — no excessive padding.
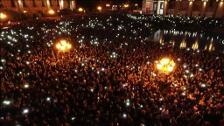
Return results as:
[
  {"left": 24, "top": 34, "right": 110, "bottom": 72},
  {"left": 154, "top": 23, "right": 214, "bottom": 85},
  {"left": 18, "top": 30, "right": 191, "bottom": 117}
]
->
[{"left": 0, "top": 14, "right": 224, "bottom": 126}]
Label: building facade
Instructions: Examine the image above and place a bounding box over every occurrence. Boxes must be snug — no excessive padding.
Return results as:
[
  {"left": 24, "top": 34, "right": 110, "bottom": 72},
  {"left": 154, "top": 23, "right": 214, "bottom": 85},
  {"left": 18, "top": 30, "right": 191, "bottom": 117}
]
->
[
  {"left": 0, "top": 0, "right": 76, "bottom": 15},
  {"left": 143, "top": 0, "right": 224, "bottom": 18}
]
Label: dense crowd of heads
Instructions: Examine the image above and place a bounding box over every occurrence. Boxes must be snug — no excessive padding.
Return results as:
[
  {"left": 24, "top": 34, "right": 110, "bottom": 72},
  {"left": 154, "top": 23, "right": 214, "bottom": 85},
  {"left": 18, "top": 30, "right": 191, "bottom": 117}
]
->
[{"left": 0, "top": 14, "right": 224, "bottom": 126}]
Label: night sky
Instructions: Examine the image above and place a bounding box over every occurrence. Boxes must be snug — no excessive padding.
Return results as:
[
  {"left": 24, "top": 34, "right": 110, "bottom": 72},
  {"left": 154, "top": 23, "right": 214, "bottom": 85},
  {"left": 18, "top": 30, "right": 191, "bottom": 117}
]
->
[{"left": 76, "top": 0, "right": 142, "bottom": 10}]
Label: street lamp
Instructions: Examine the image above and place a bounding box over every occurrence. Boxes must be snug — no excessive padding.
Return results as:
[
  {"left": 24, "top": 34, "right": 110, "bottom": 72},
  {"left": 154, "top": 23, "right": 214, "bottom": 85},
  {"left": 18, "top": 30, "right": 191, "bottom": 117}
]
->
[
  {"left": 155, "top": 57, "right": 176, "bottom": 75},
  {"left": 55, "top": 39, "right": 72, "bottom": 53}
]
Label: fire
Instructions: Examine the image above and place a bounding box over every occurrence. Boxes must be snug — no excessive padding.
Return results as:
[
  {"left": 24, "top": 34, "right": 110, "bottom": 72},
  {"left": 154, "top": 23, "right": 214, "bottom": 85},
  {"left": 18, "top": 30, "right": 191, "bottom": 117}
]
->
[
  {"left": 55, "top": 39, "right": 72, "bottom": 52},
  {"left": 156, "top": 57, "right": 176, "bottom": 74}
]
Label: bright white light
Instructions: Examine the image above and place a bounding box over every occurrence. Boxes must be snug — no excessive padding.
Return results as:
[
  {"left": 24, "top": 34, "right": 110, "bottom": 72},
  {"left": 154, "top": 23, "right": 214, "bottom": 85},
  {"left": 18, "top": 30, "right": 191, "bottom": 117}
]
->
[
  {"left": 71, "top": 117, "right": 76, "bottom": 120},
  {"left": 183, "top": 64, "right": 187, "bottom": 69},
  {"left": 200, "top": 83, "right": 207, "bottom": 88},
  {"left": 26, "top": 61, "right": 30, "bottom": 65},
  {"left": 1, "top": 59, "right": 6, "bottom": 63},
  {"left": 23, "top": 83, "right": 29, "bottom": 89},
  {"left": 90, "top": 88, "right": 94, "bottom": 92},
  {"left": 199, "top": 68, "right": 203, "bottom": 72},
  {"left": 2, "top": 100, "right": 11, "bottom": 105},
  {"left": 46, "top": 97, "right": 51, "bottom": 101},
  {"left": 181, "top": 92, "right": 186, "bottom": 96},
  {"left": 22, "top": 108, "right": 29, "bottom": 114},
  {"left": 125, "top": 99, "right": 130, "bottom": 107},
  {"left": 122, "top": 113, "right": 127, "bottom": 118}
]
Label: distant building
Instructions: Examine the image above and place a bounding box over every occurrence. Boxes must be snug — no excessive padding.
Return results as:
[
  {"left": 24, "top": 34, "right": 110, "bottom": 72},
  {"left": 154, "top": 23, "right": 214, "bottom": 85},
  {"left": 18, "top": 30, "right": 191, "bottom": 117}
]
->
[
  {"left": 142, "top": 0, "right": 224, "bottom": 18},
  {"left": 0, "top": 0, "right": 76, "bottom": 15}
]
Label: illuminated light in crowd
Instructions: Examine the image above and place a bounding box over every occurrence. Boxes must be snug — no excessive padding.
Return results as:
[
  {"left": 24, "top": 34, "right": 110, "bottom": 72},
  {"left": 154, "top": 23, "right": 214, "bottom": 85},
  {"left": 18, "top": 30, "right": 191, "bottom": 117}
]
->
[
  {"left": 97, "top": 71, "right": 100, "bottom": 74},
  {"left": 122, "top": 113, "right": 127, "bottom": 118},
  {"left": 1, "top": 58, "right": 6, "bottom": 63},
  {"left": 183, "top": 64, "right": 187, "bottom": 69},
  {"left": 110, "top": 52, "right": 118, "bottom": 58},
  {"left": 55, "top": 39, "right": 72, "bottom": 52},
  {"left": 151, "top": 72, "right": 157, "bottom": 77},
  {"left": 97, "top": 6, "right": 102, "bottom": 12},
  {"left": 125, "top": 99, "right": 131, "bottom": 107},
  {"left": 122, "top": 83, "right": 128, "bottom": 87},
  {"left": 71, "top": 117, "right": 76, "bottom": 121},
  {"left": 23, "top": 10, "right": 27, "bottom": 13},
  {"left": 185, "top": 70, "right": 190, "bottom": 74},
  {"left": 0, "top": 12, "right": 8, "bottom": 21},
  {"left": 2, "top": 100, "right": 11, "bottom": 105},
  {"left": 46, "top": 97, "right": 51, "bottom": 101},
  {"left": 90, "top": 88, "right": 94, "bottom": 92},
  {"left": 23, "top": 83, "right": 29, "bottom": 89},
  {"left": 78, "top": 7, "right": 84, "bottom": 12},
  {"left": 22, "top": 108, "right": 29, "bottom": 114},
  {"left": 156, "top": 58, "right": 176, "bottom": 74},
  {"left": 195, "top": 64, "right": 199, "bottom": 67},
  {"left": 0, "top": 66, "right": 3, "bottom": 70},
  {"left": 181, "top": 92, "right": 186, "bottom": 96},
  {"left": 26, "top": 61, "right": 30, "bottom": 65},
  {"left": 140, "top": 104, "right": 143, "bottom": 108},
  {"left": 106, "top": 4, "right": 111, "bottom": 7},
  {"left": 159, "top": 98, "right": 163, "bottom": 101},
  {"left": 48, "top": 9, "right": 56, "bottom": 15},
  {"left": 200, "top": 83, "right": 207, "bottom": 88},
  {"left": 123, "top": 4, "right": 129, "bottom": 8},
  {"left": 190, "top": 73, "right": 194, "bottom": 78}
]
